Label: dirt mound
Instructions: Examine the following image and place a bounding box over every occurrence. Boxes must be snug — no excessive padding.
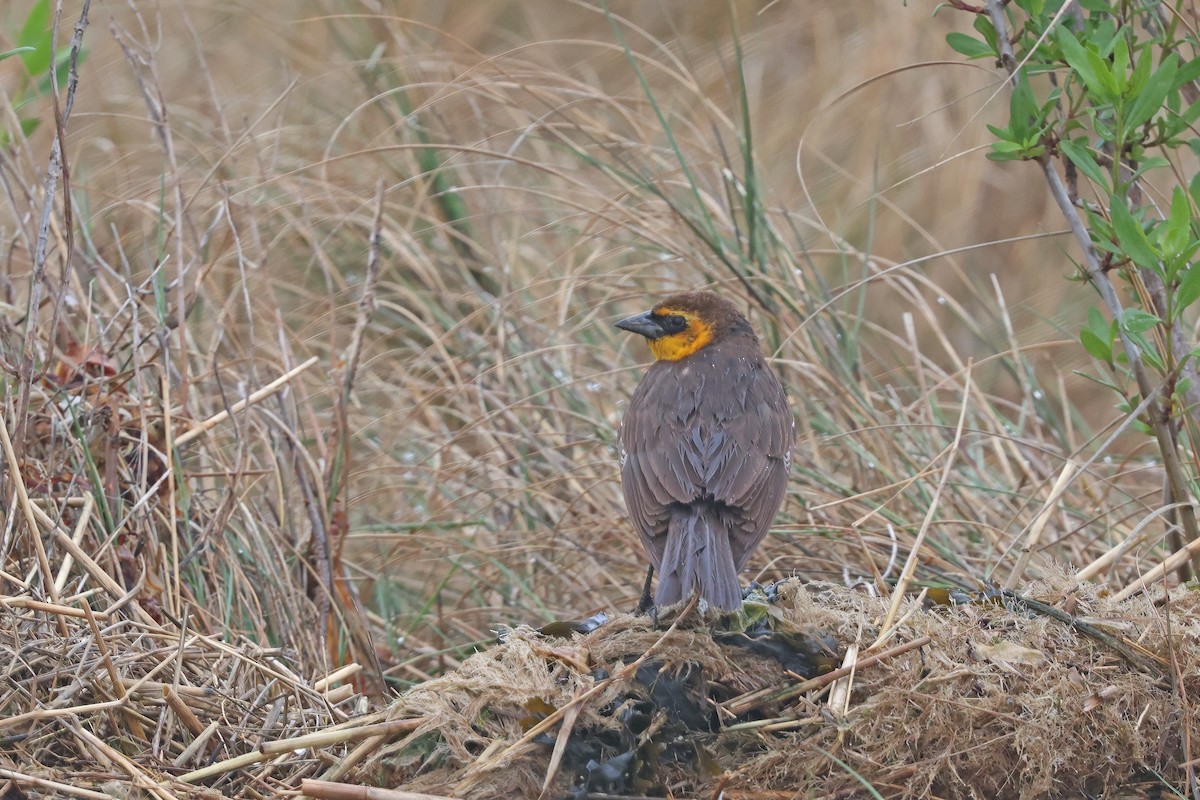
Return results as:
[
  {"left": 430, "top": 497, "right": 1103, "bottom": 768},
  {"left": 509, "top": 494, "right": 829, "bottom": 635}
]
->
[
  {"left": 338, "top": 574, "right": 1198, "bottom": 799},
  {"left": 6, "top": 570, "right": 1194, "bottom": 799}
]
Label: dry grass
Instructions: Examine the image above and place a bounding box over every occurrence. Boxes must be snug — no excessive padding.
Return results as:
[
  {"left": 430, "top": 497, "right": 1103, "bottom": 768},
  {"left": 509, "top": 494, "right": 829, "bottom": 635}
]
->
[
  {"left": 0, "top": 1, "right": 1195, "bottom": 797},
  {"left": 335, "top": 574, "right": 1200, "bottom": 799}
]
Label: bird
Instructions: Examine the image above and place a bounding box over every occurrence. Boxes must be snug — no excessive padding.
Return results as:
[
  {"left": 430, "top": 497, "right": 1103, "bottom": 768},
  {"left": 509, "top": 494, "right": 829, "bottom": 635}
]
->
[{"left": 615, "top": 290, "right": 794, "bottom": 611}]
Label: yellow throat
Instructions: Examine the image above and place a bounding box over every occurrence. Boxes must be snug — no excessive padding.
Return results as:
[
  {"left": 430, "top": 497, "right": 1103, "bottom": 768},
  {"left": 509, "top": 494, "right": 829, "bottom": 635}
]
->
[{"left": 647, "top": 312, "right": 713, "bottom": 361}]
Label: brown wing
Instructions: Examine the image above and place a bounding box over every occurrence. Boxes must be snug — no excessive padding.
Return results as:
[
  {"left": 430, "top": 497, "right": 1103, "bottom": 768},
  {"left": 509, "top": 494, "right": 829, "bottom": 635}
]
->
[
  {"left": 619, "top": 336, "right": 793, "bottom": 569},
  {"left": 618, "top": 358, "right": 695, "bottom": 568},
  {"left": 703, "top": 346, "right": 793, "bottom": 568}
]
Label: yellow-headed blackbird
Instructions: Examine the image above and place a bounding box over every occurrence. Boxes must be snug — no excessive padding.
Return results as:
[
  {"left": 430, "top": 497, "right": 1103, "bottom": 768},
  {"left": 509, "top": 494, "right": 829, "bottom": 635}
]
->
[{"left": 616, "top": 290, "right": 793, "bottom": 610}]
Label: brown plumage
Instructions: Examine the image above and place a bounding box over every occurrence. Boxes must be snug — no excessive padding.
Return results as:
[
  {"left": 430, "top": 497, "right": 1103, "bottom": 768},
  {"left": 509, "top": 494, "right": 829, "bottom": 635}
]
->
[{"left": 615, "top": 290, "right": 793, "bottom": 610}]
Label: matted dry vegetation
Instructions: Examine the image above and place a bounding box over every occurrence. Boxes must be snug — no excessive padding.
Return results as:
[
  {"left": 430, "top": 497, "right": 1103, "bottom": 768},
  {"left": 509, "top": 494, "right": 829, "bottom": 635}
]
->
[{"left": 1, "top": 1, "right": 1197, "bottom": 798}]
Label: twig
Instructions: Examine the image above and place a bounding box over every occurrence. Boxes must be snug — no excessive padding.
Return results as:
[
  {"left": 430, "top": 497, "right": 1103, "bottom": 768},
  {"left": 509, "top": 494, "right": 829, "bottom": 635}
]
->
[
  {"left": 111, "top": 4, "right": 197, "bottom": 407},
  {"left": 1075, "top": 502, "right": 1187, "bottom": 583},
  {"left": 0, "top": 698, "right": 126, "bottom": 732},
  {"left": 0, "top": 408, "right": 67, "bottom": 636},
  {"left": 1000, "top": 589, "right": 1163, "bottom": 675},
  {"left": 52, "top": 492, "right": 93, "bottom": 595},
  {"left": 340, "top": 178, "right": 386, "bottom": 414},
  {"left": 872, "top": 362, "right": 972, "bottom": 646},
  {"left": 173, "top": 721, "right": 220, "bottom": 768},
  {"left": 173, "top": 356, "right": 319, "bottom": 446},
  {"left": 177, "top": 718, "right": 421, "bottom": 783},
  {"left": 314, "top": 663, "right": 364, "bottom": 693},
  {"left": 1111, "top": 538, "right": 1200, "bottom": 604},
  {"left": 826, "top": 640, "right": 859, "bottom": 731},
  {"left": 1038, "top": 147, "right": 1200, "bottom": 549},
  {"left": 72, "top": 725, "right": 178, "bottom": 800},
  {"left": 39, "top": 0, "right": 90, "bottom": 389},
  {"left": 1006, "top": 458, "right": 1077, "bottom": 588},
  {"left": 0, "top": 768, "right": 113, "bottom": 800},
  {"left": 301, "top": 780, "right": 455, "bottom": 800},
  {"left": 81, "top": 596, "right": 146, "bottom": 740},
  {"left": 326, "top": 729, "right": 390, "bottom": 782},
  {"left": 722, "top": 634, "right": 932, "bottom": 717},
  {"left": 18, "top": 500, "right": 157, "bottom": 625},
  {"left": 722, "top": 713, "right": 823, "bottom": 733},
  {"left": 15, "top": 0, "right": 90, "bottom": 445},
  {"left": 0, "top": 596, "right": 108, "bottom": 619},
  {"left": 541, "top": 692, "right": 584, "bottom": 794},
  {"left": 320, "top": 178, "right": 389, "bottom": 691},
  {"left": 161, "top": 372, "right": 180, "bottom": 619},
  {"left": 995, "top": 388, "right": 1160, "bottom": 582}
]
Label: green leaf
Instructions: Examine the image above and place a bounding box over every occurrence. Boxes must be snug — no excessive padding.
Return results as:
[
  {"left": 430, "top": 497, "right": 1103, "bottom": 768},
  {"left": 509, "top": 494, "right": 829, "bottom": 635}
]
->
[
  {"left": 1086, "top": 305, "right": 1109, "bottom": 335},
  {"left": 1059, "top": 138, "right": 1109, "bottom": 189},
  {"left": 1072, "top": 369, "right": 1122, "bottom": 394},
  {"left": 1120, "top": 307, "right": 1161, "bottom": 333},
  {"left": 1111, "top": 202, "right": 1160, "bottom": 270},
  {"left": 990, "top": 140, "right": 1027, "bottom": 152},
  {"left": 1161, "top": 187, "right": 1193, "bottom": 259},
  {"left": 1126, "top": 53, "right": 1178, "bottom": 132},
  {"left": 1111, "top": 35, "right": 1130, "bottom": 93},
  {"left": 1009, "top": 75, "right": 1041, "bottom": 136},
  {"left": 946, "top": 32, "right": 993, "bottom": 60},
  {"left": 987, "top": 123, "right": 1015, "bottom": 142},
  {"left": 1115, "top": 395, "right": 1154, "bottom": 435},
  {"left": 1094, "top": 119, "right": 1116, "bottom": 144},
  {"left": 972, "top": 14, "right": 999, "bottom": 54},
  {"left": 1175, "top": 264, "right": 1200, "bottom": 316},
  {"left": 1125, "top": 43, "right": 1153, "bottom": 98},
  {"left": 1080, "top": 328, "right": 1113, "bottom": 364},
  {"left": 1181, "top": 99, "right": 1200, "bottom": 128},
  {"left": 17, "top": 0, "right": 53, "bottom": 77},
  {"left": 1057, "top": 27, "right": 1119, "bottom": 102},
  {"left": 1178, "top": 57, "right": 1200, "bottom": 87},
  {"left": 988, "top": 140, "right": 1033, "bottom": 161},
  {"left": 0, "top": 46, "right": 36, "bottom": 62},
  {"left": 1127, "top": 156, "right": 1170, "bottom": 181},
  {"left": 1128, "top": 331, "right": 1165, "bottom": 371},
  {"left": 1128, "top": 337, "right": 1153, "bottom": 367},
  {"left": 1092, "top": 17, "right": 1118, "bottom": 53},
  {"left": 1080, "top": 306, "right": 1115, "bottom": 363},
  {"left": 1160, "top": 103, "right": 1195, "bottom": 142},
  {"left": 987, "top": 150, "right": 1023, "bottom": 162}
]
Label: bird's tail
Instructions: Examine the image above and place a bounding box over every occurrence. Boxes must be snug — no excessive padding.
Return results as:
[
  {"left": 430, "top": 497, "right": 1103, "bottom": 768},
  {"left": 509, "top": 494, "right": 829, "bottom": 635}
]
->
[{"left": 655, "top": 505, "right": 742, "bottom": 611}]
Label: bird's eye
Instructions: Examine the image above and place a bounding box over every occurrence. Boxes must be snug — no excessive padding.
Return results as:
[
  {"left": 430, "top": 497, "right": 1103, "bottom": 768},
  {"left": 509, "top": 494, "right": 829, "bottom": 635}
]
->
[{"left": 667, "top": 314, "right": 687, "bottom": 331}]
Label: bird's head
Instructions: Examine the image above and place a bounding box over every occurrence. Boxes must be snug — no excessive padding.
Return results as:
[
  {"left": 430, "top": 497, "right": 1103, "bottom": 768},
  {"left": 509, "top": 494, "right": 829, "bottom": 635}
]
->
[{"left": 615, "top": 290, "right": 751, "bottom": 361}]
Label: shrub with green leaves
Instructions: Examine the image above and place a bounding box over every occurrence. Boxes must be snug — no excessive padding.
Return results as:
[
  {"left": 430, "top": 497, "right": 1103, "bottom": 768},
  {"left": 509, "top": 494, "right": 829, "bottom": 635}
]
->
[{"left": 945, "top": 0, "right": 1200, "bottom": 564}]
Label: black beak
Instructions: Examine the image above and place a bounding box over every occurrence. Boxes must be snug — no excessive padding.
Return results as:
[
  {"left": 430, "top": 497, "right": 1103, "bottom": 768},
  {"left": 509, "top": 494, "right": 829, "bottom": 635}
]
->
[{"left": 615, "top": 311, "right": 666, "bottom": 339}]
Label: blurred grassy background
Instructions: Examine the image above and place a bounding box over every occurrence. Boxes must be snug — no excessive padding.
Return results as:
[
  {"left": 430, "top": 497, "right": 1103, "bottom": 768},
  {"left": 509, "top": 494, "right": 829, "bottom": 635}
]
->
[{"left": 2, "top": 1, "right": 1157, "bottom": 686}]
